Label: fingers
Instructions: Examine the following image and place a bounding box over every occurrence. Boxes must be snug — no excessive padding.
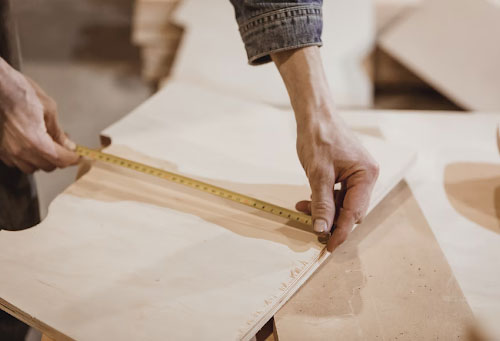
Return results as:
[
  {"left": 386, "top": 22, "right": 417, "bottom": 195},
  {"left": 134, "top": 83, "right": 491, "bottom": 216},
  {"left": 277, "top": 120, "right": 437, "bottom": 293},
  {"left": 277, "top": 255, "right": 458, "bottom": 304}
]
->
[
  {"left": 327, "top": 208, "right": 357, "bottom": 252},
  {"left": 295, "top": 200, "right": 311, "bottom": 214},
  {"left": 10, "top": 133, "right": 79, "bottom": 174},
  {"left": 44, "top": 104, "right": 65, "bottom": 146},
  {"left": 39, "top": 84, "right": 78, "bottom": 153},
  {"left": 308, "top": 169, "right": 335, "bottom": 233},
  {"left": 25, "top": 150, "right": 57, "bottom": 172},
  {"left": 12, "top": 158, "right": 36, "bottom": 174},
  {"left": 0, "top": 154, "right": 15, "bottom": 167},
  {"left": 327, "top": 169, "right": 378, "bottom": 252},
  {"left": 295, "top": 188, "right": 344, "bottom": 216},
  {"left": 34, "top": 134, "right": 79, "bottom": 168},
  {"left": 51, "top": 141, "right": 80, "bottom": 166},
  {"left": 2, "top": 76, "right": 79, "bottom": 174}
]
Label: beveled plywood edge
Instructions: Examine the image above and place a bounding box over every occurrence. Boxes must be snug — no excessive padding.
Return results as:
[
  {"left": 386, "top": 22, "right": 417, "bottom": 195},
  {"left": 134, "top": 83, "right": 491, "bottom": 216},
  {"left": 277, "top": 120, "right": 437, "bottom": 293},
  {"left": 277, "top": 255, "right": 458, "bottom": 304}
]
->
[
  {"left": 0, "top": 297, "right": 73, "bottom": 341},
  {"left": 241, "top": 248, "right": 330, "bottom": 341}
]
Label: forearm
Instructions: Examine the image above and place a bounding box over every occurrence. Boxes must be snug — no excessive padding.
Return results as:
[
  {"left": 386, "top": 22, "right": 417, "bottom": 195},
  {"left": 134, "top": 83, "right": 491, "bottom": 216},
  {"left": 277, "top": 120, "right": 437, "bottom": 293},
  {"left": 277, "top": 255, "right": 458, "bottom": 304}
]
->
[{"left": 271, "top": 47, "right": 340, "bottom": 131}]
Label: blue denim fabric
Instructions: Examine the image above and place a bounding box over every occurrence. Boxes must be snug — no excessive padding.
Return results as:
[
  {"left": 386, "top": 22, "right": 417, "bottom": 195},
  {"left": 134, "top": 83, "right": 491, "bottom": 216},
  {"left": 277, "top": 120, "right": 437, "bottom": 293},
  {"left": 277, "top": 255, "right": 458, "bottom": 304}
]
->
[{"left": 230, "top": 0, "right": 323, "bottom": 65}]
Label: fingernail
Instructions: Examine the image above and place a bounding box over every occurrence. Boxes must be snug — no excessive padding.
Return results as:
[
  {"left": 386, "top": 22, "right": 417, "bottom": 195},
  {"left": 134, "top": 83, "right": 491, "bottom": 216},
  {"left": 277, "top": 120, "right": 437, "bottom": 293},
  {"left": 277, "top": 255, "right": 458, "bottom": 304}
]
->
[
  {"left": 317, "top": 232, "right": 331, "bottom": 244},
  {"left": 63, "top": 138, "right": 77, "bottom": 151},
  {"left": 313, "top": 219, "right": 327, "bottom": 233}
]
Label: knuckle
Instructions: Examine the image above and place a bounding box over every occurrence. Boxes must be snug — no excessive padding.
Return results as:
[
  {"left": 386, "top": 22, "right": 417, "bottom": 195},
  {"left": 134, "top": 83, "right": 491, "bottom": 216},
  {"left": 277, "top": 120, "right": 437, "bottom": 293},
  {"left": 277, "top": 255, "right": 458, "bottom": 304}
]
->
[
  {"left": 312, "top": 200, "right": 334, "bottom": 212},
  {"left": 334, "top": 229, "right": 349, "bottom": 245},
  {"left": 308, "top": 165, "right": 332, "bottom": 183},
  {"left": 352, "top": 209, "right": 364, "bottom": 224},
  {"left": 11, "top": 146, "right": 24, "bottom": 158},
  {"left": 46, "top": 97, "right": 58, "bottom": 113},
  {"left": 365, "top": 161, "right": 380, "bottom": 179},
  {"left": 51, "top": 155, "right": 62, "bottom": 165}
]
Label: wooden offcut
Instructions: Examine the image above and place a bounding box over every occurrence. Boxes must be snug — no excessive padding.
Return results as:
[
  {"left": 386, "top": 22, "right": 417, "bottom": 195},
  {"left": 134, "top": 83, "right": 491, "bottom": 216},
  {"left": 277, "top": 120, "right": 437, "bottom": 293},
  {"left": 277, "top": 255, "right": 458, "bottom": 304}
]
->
[{"left": 379, "top": 0, "right": 500, "bottom": 111}]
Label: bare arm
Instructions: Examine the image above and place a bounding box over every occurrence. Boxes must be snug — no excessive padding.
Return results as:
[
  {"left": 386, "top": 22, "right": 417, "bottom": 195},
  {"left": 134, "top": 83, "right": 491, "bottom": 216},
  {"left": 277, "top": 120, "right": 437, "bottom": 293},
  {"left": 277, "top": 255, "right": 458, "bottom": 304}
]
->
[{"left": 272, "top": 47, "right": 379, "bottom": 251}]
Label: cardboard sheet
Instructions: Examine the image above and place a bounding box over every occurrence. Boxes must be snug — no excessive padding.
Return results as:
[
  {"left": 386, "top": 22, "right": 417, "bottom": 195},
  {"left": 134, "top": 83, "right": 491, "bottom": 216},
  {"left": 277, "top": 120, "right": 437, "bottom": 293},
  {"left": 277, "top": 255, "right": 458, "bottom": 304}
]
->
[{"left": 0, "top": 83, "right": 415, "bottom": 340}]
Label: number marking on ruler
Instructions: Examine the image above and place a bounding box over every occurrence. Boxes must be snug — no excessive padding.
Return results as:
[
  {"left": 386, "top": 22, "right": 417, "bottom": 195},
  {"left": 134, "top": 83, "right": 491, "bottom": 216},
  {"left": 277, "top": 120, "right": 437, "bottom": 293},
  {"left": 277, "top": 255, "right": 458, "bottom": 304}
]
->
[{"left": 76, "top": 146, "right": 313, "bottom": 227}]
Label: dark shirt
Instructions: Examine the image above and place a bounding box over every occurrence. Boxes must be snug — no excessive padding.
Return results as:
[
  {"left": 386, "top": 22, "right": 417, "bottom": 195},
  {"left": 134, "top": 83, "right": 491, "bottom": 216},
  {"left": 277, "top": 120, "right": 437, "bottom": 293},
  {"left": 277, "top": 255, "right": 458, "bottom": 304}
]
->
[
  {"left": 0, "top": 0, "right": 20, "bottom": 68},
  {"left": 0, "top": 0, "right": 39, "bottom": 231}
]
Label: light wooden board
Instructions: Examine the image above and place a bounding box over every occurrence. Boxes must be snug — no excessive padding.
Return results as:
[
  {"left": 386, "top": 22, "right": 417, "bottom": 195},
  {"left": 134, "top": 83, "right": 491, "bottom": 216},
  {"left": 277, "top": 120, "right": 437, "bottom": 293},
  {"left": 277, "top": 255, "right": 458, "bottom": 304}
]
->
[
  {"left": 132, "top": 0, "right": 179, "bottom": 34},
  {"left": 275, "top": 111, "right": 500, "bottom": 339},
  {"left": 345, "top": 111, "right": 500, "bottom": 337},
  {"left": 374, "top": 0, "right": 421, "bottom": 34},
  {"left": 170, "top": 0, "right": 374, "bottom": 108},
  {"left": 0, "top": 82, "right": 414, "bottom": 340},
  {"left": 275, "top": 181, "right": 474, "bottom": 340},
  {"left": 379, "top": 0, "right": 500, "bottom": 111}
]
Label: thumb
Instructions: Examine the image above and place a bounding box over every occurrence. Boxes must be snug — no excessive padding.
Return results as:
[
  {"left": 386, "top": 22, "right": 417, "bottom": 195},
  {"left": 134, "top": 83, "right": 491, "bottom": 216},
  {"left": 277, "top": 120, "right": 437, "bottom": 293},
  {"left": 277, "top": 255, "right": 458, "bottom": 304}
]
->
[
  {"left": 44, "top": 108, "right": 65, "bottom": 146},
  {"left": 44, "top": 107, "right": 76, "bottom": 151},
  {"left": 309, "top": 170, "right": 335, "bottom": 234}
]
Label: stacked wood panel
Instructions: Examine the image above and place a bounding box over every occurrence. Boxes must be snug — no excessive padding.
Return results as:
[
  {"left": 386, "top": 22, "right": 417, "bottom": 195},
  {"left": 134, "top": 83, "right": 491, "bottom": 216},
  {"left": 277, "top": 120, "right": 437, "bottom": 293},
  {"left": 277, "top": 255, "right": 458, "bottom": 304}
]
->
[{"left": 132, "top": 0, "right": 184, "bottom": 84}]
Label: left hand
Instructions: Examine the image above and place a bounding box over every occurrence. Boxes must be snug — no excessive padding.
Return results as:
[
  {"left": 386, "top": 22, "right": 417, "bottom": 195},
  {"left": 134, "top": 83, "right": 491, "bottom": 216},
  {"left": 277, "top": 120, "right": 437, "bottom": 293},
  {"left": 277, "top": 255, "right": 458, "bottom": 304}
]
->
[{"left": 0, "top": 58, "right": 79, "bottom": 173}]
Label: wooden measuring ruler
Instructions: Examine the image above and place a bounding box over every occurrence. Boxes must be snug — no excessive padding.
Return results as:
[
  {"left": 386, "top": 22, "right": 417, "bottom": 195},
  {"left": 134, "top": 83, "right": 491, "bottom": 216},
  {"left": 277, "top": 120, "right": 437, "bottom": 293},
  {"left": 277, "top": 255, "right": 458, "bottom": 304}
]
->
[{"left": 76, "top": 145, "right": 314, "bottom": 228}]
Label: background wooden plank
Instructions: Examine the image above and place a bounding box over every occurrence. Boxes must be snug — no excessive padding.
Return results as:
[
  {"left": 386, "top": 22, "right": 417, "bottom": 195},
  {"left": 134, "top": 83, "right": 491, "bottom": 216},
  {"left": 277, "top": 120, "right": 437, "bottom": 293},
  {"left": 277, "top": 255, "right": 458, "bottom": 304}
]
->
[{"left": 379, "top": 0, "right": 500, "bottom": 111}]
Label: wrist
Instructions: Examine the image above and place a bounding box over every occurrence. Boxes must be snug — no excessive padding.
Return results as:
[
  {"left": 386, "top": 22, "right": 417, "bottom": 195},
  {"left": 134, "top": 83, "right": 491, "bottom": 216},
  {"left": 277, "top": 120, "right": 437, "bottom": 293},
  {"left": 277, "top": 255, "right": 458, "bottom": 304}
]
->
[
  {"left": 296, "top": 105, "right": 342, "bottom": 137},
  {"left": 271, "top": 47, "right": 342, "bottom": 131},
  {"left": 0, "top": 58, "right": 28, "bottom": 108}
]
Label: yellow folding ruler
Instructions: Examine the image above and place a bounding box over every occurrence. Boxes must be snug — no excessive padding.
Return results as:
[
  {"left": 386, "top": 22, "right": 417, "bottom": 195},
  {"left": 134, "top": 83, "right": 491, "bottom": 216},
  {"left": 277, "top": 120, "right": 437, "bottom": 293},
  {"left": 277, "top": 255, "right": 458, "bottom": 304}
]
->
[{"left": 76, "top": 145, "right": 315, "bottom": 229}]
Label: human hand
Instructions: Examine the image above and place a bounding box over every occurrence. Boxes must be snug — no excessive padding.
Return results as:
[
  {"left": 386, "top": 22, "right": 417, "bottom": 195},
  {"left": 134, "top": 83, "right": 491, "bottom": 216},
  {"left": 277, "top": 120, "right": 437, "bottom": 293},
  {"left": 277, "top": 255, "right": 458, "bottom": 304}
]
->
[
  {"left": 294, "top": 114, "right": 379, "bottom": 252},
  {"left": 0, "top": 58, "right": 79, "bottom": 173},
  {"left": 272, "top": 47, "right": 378, "bottom": 251}
]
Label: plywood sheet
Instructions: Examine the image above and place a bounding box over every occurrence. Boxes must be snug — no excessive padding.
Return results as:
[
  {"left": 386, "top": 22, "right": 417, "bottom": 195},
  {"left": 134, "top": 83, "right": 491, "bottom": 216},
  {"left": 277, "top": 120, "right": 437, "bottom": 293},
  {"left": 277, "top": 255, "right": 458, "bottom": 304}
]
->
[
  {"left": 374, "top": 0, "right": 421, "bottom": 34},
  {"left": 379, "top": 0, "right": 500, "bottom": 111},
  {"left": 0, "top": 148, "right": 325, "bottom": 341},
  {"left": 341, "top": 111, "right": 500, "bottom": 337},
  {"left": 275, "top": 111, "right": 500, "bottom": 339},
  {"left": 0, "top": 83, "right": 414, "bottom": 340},
  {"left": 275, "top": 181, "right": 474, "bottom": 340}
]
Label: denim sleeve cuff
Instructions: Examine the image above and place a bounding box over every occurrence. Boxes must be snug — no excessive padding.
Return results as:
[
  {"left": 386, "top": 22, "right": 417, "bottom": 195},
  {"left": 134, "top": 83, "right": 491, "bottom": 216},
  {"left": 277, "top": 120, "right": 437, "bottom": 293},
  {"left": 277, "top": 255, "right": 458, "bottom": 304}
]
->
[{"left": 237, "top": 5, "right": 323, "bottom": 65}]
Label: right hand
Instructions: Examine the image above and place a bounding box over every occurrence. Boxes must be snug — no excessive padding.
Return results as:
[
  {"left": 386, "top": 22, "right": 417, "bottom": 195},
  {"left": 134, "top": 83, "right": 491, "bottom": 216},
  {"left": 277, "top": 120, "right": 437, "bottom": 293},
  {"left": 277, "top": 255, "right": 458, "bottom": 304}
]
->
[
  {"left": 294, "top": 113, "right": 379, "bottom": 252},
  {"left": 0, "top": 58, "right": 79, "bottom": 173},
  {"left": 271, "top": 46, "right": 379, "bottom": 252}
]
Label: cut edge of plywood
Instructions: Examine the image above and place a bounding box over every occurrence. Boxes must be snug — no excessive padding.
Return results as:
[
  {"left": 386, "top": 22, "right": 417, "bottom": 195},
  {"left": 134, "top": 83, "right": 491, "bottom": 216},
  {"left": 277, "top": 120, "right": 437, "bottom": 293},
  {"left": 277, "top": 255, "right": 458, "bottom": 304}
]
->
[
  {"left": 0, "top": 298, "right": 73, "bottom": 341},
  {"left": 241, "top": 249, "right": 330, "bottom": 340}
]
